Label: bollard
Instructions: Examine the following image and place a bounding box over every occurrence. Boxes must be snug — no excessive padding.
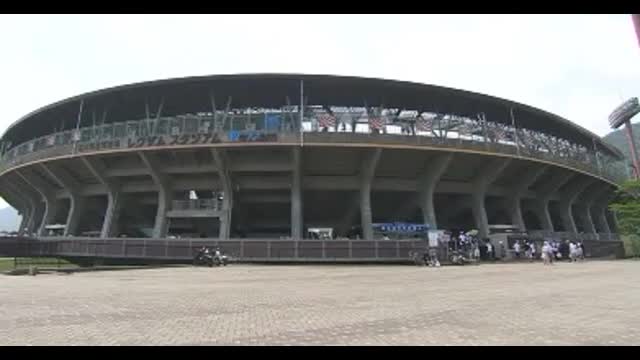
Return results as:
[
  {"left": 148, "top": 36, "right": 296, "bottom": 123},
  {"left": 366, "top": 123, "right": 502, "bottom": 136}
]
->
[{"left": 28, "top": 265, "right": 38, "bottom": 276}]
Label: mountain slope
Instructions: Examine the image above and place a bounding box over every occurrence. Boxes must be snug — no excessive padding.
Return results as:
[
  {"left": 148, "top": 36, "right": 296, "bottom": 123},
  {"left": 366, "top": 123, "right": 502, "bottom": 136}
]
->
[{"left": 602, "top": 122, "right": 640, "bottom": 161}]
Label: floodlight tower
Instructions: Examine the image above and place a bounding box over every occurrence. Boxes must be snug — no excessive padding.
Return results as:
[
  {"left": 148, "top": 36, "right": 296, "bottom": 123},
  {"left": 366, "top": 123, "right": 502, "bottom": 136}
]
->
[{"left": 609, "top": 97, "right": 640, "bottom": 179}]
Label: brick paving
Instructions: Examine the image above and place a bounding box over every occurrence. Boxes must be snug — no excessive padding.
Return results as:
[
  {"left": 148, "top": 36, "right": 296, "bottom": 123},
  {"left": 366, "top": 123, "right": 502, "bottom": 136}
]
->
[{"left": 1, "top": 260, "right": 639, "bottom": 345}]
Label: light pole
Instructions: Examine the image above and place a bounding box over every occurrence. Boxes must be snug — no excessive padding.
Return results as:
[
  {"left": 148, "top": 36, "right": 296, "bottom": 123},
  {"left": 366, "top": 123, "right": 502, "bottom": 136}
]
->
[{"left": 609, "top": 98, "right": 640, "bottom": 179}]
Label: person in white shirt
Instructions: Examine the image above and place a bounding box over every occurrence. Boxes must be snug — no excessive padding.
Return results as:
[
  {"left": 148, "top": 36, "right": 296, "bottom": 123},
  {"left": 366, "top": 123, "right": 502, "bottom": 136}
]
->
[
  {"left": 529, "top": 242, "right": 536, "bottom": 262},
  {"left": 513, "top": 241, "right": 521, "bottom": 259},
  {"left": 541, "top": 242, "right": 551, "bottom": 265},
  {"left": 569, "top": 242, "right": 578, "bottom": 262}
]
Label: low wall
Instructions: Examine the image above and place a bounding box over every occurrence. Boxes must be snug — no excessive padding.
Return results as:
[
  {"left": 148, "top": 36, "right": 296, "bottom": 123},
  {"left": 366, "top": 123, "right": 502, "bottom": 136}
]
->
[{"left": 0, "top": 236, "right": 625, "bottom": 263}]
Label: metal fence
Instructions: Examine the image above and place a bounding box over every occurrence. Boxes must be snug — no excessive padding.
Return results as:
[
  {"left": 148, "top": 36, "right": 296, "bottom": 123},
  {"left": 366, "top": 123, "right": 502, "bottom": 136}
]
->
[
  {"left": 0, "top": 113, "right": 627, "bottom": 183},
  {"left": 0, "top": 236, "right": 625, "bottom": 263}
]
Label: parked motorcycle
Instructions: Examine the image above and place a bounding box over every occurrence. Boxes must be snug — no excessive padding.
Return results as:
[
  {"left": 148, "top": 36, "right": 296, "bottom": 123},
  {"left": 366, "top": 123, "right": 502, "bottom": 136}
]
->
[
  {"left": 449, "top": 250, "right": 469, "bottom": 265},
  {"left": 194, "top": 250, "right": 215, "bottom": 267}
]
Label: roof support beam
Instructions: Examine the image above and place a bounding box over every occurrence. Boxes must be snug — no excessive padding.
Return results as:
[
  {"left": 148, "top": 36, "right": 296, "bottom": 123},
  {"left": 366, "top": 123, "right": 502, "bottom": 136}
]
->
[
  {"left": 39, "top": 163, "right": 84, "bottom": 236},
  {"left": 139, "top": 152, "right": 171, "bottom": 238},
  {"left": 15, "top": 169, "right": 57, "bottom": 236},
  {"left": 82, "top": 156, "right": 124, "bottom": 238},
  {"left": 210, "top": 148, "right": 233, "bottom": 239}
]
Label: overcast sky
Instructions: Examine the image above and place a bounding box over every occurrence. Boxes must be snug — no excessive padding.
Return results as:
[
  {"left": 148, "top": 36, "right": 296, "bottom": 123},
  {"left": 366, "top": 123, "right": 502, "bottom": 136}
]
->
[{"left": 0, "top": 14, "right": 639, "bottom": 209}]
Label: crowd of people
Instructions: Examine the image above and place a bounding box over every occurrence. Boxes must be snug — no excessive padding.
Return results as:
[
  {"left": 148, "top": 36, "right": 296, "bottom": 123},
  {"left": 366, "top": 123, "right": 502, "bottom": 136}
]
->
[
  {"left": 512, "top": 239, "right": 585, "bottom": 265},
  {"left": 444, "top": 231, "right": 587, "bottom": 266},
  {"left": 446, "top": 231, "right": 505, "bottom": 262}
]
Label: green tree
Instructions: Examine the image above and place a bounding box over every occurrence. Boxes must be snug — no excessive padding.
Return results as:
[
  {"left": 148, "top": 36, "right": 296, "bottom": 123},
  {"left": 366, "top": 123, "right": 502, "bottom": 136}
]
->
[{"left": 610, "top": 179, "right": 640, "bottom": 257}]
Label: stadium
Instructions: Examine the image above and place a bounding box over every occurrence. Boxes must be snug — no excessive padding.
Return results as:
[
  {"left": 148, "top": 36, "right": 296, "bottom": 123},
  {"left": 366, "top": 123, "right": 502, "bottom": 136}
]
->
[{"left": 0, "top": 74, "right": 628, "bottom": 262}]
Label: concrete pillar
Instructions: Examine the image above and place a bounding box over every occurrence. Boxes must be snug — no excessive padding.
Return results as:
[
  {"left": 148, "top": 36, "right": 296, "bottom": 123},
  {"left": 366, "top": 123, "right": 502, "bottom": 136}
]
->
[
  {"left": 64, "top": 197, "right": 85, "bottom": 236},
  {"left": 581, "top": 207, "right": 596, "bottom": 234},
  {"left": 139, "top": 152, "right": 171, "bottom": 239},
  {"left": 506, "top": 165, "right": 548, "bottom": 231},
  {"left": 592, "top": 190, "right": 614, "bottom": 235},
  {"left": 39, "top": 163, "right": 85, "bottom": 236},
  {"left": 101, "top": 190, "right": 122, "bottom": 238},
  {"left": 417, "top": 153, "right": 453, "bottom": 229},
  {"left": 153, "top": 188, "right": 170, "bottom": 238},
  {"left": 596, "top": 207, "right": 611, "bottom": 234},
  {"left": 471, "top": 193, "right": 489, "bottom": 238},
  {"left": 471, "top": 158, "right": 511, "bottom": 239},
  {"left": 575, "top": 183, "right": 607, "bottom": 235},
  {"left": 360, "top": 149, "right": 382, "bottom": 240},
  {"left": 211, "top": 148, "right": 233, "bottom": 239},
  {"left": 534, "top": 201, "right": 554, "bottom": 232},
  {"left": 16, "top": 170, "right": 57, "bottom": 237},
  {"left": 27, "top": 202, "right": 41, "bottom": 235},
  {"left": 533, "top": 171, "right": 574, "bottom": 232},
  {"left": 17, "top": 207, "right": 28, "bottom": 234},
  {"left": 81, "top": 157, "right": 123, "bottom": 238},
  {"left": 291, "top": 147, "right": 303, "bottom": 239},
  {"left": 558, "top": 177, "right": 594, "bottom": 234},
  {"left": 0, "top": 179, "right": 30, "bottom": 234}
]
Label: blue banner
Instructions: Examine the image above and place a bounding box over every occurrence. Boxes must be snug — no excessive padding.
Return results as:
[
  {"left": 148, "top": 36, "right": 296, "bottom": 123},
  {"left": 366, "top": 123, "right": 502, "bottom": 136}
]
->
[{"left": 265, "top": 114, "right": 281, "bottom": 130}]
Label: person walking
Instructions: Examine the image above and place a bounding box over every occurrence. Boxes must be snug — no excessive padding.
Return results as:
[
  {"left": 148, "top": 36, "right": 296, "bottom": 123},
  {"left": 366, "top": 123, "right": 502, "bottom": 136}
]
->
[
  {"left": 541, "top": 241, "right": 551, "bottom": 265},
  {"left": 514, "top": 240, "right": 521, "bottom": 259},
  {"left": 569, "top": 241, "right": 578, "bottom": 262},
  {"left": 529, "top": 241, "right": 537, "bottom": 262},
  {"left": 577, "top": 241, "right": 585, "bottom": 260},
  {"left": 486, "top": 240, "right": 493, "bottom": 261}
]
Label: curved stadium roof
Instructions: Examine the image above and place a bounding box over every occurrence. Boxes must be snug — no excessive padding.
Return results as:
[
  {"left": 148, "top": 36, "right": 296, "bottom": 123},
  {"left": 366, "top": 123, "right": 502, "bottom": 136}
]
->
[{"left": 0, "top": 73, "right": 623, "bottom": 159}]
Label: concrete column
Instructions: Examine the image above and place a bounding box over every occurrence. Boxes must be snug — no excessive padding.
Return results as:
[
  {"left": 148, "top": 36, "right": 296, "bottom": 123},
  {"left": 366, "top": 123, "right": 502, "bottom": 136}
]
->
[
  {"left": 7, "top": 176, "right": 41, "bottom": 235},
  {"left": 506, "top": 165, "right": 548, "bottom": 231},
  {"left": 597, "top": 208, "right": 611, "bottom": 234},
  {"left": 360, "top": 148, "right": 382, "bottom": 240},
  {"left": 39, "top": 163, "right": 85, "bottom": 236},
  {"left": 576, "top": 183, "right": 607, "bottom": 235},
  {"left": 16, "top": 170, "right": 57, "bottom": 236},
  {"left": 13, "top": 178, "right": 43, "bottom": 235},
  {"left": 558, "top": 177, "right": 594, "bottom": 234},
  {"left": 533, "top": 171, "right": 574, "bottom": 232},
  {"left": 139, "top": 152, "right": 170, "bottom": 239},
  {"left": 581, "top": 206, "right": 596, "bottom": 234},
  {"left": 592, "top": 190, "right": 614, "bottom": 235},
  {"left": 470, "top": 158, "right": 511, "bottom": 239},
  {"left": 291, "top": 147, "right": 303, "bottom": 239},
  {"left": 417, "top": 153, "right": 453, "bottom": 229},
  {"left": 102, "top": 190, "right": 123, "bottom": 238},
  {"left": 153, "top": 188, "right": 170, "bottom": 238},
  {"left": 211, "top": 148, "right": 233, "bottom": 239},
  {"left": 64, "top": 197, "right": 85, "bottom": 236},
  {"left": 82, "top": 157, "right": 123, "bottom": 238},
  {"left": 0, "top": 179, "right": 30, "bottom": 234},
  {"left": 26, "top": 203, "right": 40, "bottom": 235},
  {"left": 534, "top": 201, "right": 554, "bottom": 232}
]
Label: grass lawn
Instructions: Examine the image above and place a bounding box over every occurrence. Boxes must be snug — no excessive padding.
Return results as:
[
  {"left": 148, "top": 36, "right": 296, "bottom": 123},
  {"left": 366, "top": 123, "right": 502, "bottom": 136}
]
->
[{"left": 0, "top": 257, "right": 76, "bottom": 272}]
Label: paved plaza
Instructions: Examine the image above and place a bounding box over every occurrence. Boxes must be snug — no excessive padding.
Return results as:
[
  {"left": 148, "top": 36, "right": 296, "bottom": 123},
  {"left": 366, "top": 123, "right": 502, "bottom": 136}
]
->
[{"left": 1, "top": 260, "right": 639, "bottom": 345}]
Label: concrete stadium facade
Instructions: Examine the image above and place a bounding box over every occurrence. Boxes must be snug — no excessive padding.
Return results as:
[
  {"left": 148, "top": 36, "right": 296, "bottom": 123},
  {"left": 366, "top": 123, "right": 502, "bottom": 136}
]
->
[{"left": 0, "top": 74, "right": 627, "bottom": 260}]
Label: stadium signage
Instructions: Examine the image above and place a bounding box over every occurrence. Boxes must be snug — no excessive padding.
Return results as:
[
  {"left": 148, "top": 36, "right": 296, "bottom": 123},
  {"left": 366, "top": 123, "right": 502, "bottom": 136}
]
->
[
  {"left": 73, "top": 131, "right": 280, "bottom": 154},
  {"left": 372, "top": 222, "right": 430, "bottom": 233},
  {"left": 77, "top": 139, "right": 122, "bottom": 152},
  {"left": 126, "top": 133, "right": 222, "bottom": 148}
]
